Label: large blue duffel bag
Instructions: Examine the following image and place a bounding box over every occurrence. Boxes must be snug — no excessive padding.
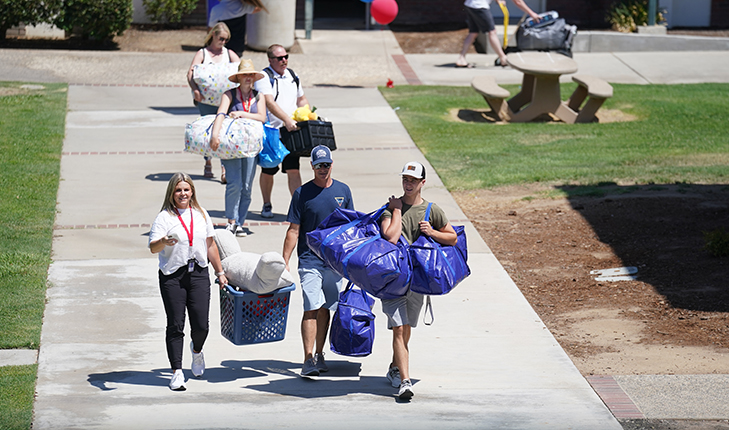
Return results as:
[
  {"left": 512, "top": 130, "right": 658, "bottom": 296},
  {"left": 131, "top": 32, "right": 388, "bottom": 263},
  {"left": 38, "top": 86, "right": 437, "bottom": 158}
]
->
[
  {"left": 329, "top": 282, "right": 376, "bottom": 357},
  {"left": 306, "top": 204, "right": 410, "bottom": 300},
  {"left": 409, "top": 203, "right": 471, "bottom": 295}
]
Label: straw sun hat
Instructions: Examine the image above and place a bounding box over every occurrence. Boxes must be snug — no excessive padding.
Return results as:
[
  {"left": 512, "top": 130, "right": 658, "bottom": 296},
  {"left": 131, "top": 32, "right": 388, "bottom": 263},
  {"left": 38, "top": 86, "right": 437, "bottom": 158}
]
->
[{"left": 228, "top": 59, "right": 265, "bottom": 83}]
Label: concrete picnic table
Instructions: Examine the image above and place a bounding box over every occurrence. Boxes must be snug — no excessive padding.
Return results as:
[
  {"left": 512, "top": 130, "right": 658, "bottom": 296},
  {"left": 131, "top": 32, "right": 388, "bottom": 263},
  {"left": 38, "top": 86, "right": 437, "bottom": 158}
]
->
[{"left": 506, "top": 51, "right": 578, "bottom": 123}]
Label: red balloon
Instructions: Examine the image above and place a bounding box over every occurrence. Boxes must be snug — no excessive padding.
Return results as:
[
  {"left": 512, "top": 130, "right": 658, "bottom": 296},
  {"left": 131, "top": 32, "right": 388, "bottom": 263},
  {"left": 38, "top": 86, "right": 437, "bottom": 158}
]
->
[{"left": 371, "top": 0, "right": 398, "bottom": 25}]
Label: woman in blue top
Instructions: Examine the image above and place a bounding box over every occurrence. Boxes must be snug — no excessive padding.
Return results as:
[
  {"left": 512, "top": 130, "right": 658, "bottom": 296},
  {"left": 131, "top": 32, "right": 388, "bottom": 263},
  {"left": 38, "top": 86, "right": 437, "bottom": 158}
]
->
[{"left": 210, "top": 59, "right": 267, "bottom": 238}]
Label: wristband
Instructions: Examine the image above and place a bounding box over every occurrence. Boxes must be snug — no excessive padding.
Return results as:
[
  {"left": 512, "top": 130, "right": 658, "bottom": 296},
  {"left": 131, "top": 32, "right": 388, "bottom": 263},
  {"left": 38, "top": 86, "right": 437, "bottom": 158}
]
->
[
  {"left": 216, "top": 271, "right": 225, "bottom": 277},
  {"left": 216, "top": 113, "right": 226, "bottom": 117}
]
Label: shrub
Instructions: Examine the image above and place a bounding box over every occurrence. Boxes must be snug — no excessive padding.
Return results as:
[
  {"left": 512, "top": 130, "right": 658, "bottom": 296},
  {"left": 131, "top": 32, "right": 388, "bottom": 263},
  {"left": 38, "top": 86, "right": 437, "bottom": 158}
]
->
[
  {"left": 54, "top": 0, "right": 132, "bottom": 41},
  {"left": 606, "top": 0, "right": 665, "bottom": 33},
  {"left": 0, "top": 0, "right": 62, "bottom": 40},
  {"left": 142, "top": 0, "right": 198, "bottom": 24},
  {"left": 704, "top": 228, "right": 729, "bottom": 258}
]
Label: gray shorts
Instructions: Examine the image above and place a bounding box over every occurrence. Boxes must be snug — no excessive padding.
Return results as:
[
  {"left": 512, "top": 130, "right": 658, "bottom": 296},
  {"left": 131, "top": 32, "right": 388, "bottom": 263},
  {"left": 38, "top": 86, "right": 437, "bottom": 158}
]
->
[
  {"left": 381, "top": 290, "right": 425, "bottom": 329},
  {"left": 298, "top": 258, "right": 344, "bottom": 312},
  {"left": 465, "top": 6, "right": 496, "bottom": 34}
]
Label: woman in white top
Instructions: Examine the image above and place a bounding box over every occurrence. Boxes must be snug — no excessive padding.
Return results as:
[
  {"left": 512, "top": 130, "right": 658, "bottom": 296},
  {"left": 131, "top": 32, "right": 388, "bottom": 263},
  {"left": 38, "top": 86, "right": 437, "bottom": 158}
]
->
[
  {"left": 149, "top": 172, "right": 228, "bottom": 391},
  {"left": 187, "top": 22, "right": 241, "bottom": 181},
  {"left": 210, "top": 59, "right": 267, "bottom": 238}
]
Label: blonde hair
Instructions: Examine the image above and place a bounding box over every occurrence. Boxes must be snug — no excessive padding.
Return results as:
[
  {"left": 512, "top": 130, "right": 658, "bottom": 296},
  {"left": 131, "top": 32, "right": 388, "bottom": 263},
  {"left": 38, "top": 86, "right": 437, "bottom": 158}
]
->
[
  {"left": 204, "top": 22, "right": 232, "bottom": 47},
  {"left": 161, "top": 172, "right": 205, "bottom": 218}
]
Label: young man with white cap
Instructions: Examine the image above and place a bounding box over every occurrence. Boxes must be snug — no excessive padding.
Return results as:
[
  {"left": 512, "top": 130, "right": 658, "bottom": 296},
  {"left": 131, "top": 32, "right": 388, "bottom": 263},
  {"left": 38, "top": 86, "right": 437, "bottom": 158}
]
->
[
  {"left": 283, "top": 145, "right": 354, "bottom": 376},
  {"left": 379, "top": 161, "right": 457, "bottom": 400}
]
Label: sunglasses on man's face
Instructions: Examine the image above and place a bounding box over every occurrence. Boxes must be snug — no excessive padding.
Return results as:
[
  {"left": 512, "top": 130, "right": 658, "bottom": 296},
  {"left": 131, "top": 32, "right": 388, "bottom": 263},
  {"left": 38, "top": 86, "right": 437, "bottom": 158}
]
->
[
  {"left": 314, "top": 163, "right": 331, "bottom": 170},
  {"left": 270, "top": 54, "right": 289, "bottom": 61}
]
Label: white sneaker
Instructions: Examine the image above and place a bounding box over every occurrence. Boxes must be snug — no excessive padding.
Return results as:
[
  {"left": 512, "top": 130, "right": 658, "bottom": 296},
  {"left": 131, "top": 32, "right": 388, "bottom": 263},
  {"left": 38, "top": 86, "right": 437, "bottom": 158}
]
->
[
  {"left": 169, "top": 369, "right": 186, "bottom": 391},
  {"left": 261, "top": 203, "right": 273, "bottom": 219},
  {"left": 315, "top": 352, "right": 328, "bottom": 373},
  {"left": 301, "top": 357, "right": 319, "bottom": 376},
  {"left": 398, "top": 379, "right": 414, "bottom": 400},
  {"left": 386, "top": 366, "right": 401, "bottom": 388},
  {"left": 225, "top": 222, "right": 237, "bottom": 235},
  {"left": 190, "top": 341, "right": 205, "bottom": 377},
  {"left": 235, "top": 225, "right": 247, "bottom": 237}
]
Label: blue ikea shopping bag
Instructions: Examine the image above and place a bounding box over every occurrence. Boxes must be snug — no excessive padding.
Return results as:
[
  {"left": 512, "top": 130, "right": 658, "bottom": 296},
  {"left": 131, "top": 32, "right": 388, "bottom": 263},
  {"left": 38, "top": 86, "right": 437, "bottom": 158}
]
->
[
  {"left": 330, "top": 282, "right": 375, "bottom": 357},
  {"left": 257, "top": 123, "right": 289, "bottom": 168},
  {"left": 409, "top": 203, "right": 470, "bottom": 295},
  {"left": 306, "top": 204, "right": 410, "bottom": 299}
]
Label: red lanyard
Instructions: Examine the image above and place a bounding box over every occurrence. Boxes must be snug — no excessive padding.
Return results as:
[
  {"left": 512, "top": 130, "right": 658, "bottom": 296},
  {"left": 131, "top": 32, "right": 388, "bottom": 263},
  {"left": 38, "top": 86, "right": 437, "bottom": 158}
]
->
[
  {"left": 237, "top": 87, "right": 252, "bottom": 113},
  {"left": 174, "top": 208, "right": 193, "bottom": 247}
]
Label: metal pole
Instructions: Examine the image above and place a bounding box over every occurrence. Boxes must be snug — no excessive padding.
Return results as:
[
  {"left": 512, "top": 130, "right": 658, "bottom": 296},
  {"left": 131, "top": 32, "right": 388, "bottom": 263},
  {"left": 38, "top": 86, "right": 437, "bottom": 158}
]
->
[
  {"left": 365, "top": 2, "right": 370, "bottom": 31},
  {"left": 648, "top": 0, "right": 656, "bottom": 26},
  {"left": 305, "top": 0, "right": 313, "bottom": 39}
]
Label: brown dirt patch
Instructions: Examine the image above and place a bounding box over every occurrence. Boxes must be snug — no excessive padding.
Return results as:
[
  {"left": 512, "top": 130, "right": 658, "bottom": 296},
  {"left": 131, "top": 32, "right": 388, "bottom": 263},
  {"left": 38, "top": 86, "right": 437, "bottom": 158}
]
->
[{"left": 454, "top": 184, "right": 729, "bottom": 376}]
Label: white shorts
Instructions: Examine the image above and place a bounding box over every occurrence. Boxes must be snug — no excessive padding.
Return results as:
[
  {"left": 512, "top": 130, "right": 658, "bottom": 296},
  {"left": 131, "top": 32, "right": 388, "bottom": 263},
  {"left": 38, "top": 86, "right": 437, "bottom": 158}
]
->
[{"left": 381, "top": 290, "right": 424, "bottom": 329}]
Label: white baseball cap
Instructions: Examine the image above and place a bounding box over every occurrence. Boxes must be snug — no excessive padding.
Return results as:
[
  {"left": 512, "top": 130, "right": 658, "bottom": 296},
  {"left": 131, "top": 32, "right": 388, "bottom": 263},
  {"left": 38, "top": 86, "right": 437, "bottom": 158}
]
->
[{"left": 400, "top": 161, "right": 425, "bottom": 180}]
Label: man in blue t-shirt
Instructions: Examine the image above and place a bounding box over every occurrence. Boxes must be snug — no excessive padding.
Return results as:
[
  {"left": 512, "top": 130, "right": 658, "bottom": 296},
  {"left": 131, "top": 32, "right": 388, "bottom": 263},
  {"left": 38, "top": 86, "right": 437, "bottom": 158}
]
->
[{"left": 283, "top": 145, "right": 354, "bottom": 377}]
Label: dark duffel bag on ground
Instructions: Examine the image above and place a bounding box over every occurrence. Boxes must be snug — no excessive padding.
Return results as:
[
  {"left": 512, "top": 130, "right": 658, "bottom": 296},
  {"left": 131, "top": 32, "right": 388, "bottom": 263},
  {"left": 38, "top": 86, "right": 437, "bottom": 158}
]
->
[{"left": 516, "top": 17, "right": 577, "bottom": 56}]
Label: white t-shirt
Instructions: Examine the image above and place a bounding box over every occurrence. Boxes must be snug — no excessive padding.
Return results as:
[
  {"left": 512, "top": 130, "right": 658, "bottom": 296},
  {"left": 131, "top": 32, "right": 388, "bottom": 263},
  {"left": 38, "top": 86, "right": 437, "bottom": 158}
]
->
[
  {"left": 464, "top": 0, "right": 492, "bottom": 9},
  {"left": 208, "top": 0, "right": 256, "bottom": 27},
  {"left": 149, "top": 207, "right": 215, "bottom": 275},
  {"left": 256, "top": 67, "right": 305, "bottom": 128}
]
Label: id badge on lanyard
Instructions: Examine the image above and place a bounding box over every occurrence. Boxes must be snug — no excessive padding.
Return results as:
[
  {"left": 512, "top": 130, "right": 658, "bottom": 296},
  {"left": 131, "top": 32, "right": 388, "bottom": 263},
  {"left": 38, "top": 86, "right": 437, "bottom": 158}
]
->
[{"left": 175, "top": 208, "right": 195, "bottom": 273}]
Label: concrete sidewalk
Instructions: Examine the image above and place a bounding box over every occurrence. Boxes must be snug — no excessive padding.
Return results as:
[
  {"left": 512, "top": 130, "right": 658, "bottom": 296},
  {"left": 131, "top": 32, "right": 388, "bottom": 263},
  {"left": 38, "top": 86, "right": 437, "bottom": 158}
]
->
[
  {"left": 35, "top": 84, "right": 621, "bottom": 429},
  {"left": 4, "top": 25, "right": 728, "bottom": 428}
]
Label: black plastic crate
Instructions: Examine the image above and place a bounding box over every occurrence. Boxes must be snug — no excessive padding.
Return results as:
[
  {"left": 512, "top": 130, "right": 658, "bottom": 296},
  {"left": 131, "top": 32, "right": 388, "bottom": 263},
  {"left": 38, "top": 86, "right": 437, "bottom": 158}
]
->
[{"left": 280, "top": 120, "right": 337, "bottom": 157}]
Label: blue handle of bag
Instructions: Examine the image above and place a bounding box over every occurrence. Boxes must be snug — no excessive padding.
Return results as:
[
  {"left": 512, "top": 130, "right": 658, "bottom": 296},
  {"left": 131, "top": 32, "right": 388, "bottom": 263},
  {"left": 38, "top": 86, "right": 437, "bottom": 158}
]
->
[
  {"left": 321, "top": 203, "right": 388, "bottom": 249},
  {"left": 419, "top": 203, "right": 457, "bottom": 283}
]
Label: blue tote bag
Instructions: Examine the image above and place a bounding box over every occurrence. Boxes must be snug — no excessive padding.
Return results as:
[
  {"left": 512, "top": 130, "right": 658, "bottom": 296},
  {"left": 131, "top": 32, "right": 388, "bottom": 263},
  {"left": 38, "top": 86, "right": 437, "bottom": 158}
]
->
[
  {"left": 409, "top": 203, "right": 471, "bottom": 295},
  {"left": 329, "top": 282, "right": 375, "bottom": 357},
  {"left": 257, "top": 123, "right": 289, "bottom": 168},
  {"left": 306, "top": 204, "right": 411, "bottom": 300}
]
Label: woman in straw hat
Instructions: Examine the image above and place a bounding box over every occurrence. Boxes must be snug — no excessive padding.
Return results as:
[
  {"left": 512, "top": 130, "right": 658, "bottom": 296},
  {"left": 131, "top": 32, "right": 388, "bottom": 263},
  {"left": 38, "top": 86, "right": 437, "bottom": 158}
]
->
[
  {"left": 187, "top": 22, "right": 241, "bottom": 181},
  {"left": 210, "top": 59, "right": 267, "bottom": 238}
]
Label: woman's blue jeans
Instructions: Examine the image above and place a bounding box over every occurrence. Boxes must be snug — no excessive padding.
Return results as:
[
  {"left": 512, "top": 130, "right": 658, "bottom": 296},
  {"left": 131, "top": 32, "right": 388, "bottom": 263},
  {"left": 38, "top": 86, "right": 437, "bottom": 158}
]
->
[{"left": 221, "top": 157, "right": 257, "bottom": 226}]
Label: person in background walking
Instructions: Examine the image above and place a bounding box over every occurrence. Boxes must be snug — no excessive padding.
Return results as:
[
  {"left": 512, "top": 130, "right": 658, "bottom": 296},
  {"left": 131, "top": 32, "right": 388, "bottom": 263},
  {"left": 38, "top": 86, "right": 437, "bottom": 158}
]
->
[
  {"left": 456, "top": 0, "right": 540, "bottom": 68},
  {"left": 255, "top": 44, "right": 309, "bottom": 219},
  {"left": 149, "top": 172, "right": 228, "bottom": 391},
  {"left": 187, "top": 22, "right": 241, "bottom": 182},
  {"left": 208, "top": 0, "right": 267, "bottom": 56}
]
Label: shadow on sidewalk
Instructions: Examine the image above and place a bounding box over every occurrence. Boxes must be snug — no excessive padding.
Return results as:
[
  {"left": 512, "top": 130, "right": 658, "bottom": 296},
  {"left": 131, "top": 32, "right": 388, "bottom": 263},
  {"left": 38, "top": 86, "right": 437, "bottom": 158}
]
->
[{"left": 87, "top": 359, "right": 401, "bottom": 399}]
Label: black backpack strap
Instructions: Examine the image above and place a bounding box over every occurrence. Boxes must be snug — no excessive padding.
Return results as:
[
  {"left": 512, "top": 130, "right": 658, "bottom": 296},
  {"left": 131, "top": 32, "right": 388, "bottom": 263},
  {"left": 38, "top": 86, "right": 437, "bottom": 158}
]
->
[
  {"left": 263, "top": 67, "right": 300, "bottom": 102},
  {"left": 287, "top": 67, "right": 300, "bottom": 90},
  {"left": 263, "top": 67, "right": 278, "bottom": 101}
]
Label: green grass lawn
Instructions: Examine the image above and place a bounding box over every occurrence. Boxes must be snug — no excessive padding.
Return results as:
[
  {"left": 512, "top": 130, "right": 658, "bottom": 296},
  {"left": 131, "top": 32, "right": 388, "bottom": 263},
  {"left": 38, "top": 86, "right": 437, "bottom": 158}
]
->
[
  {"left": 0, "top": 82, "right": 67, "bottom": 430},
  {"left": 380, "top": 83, "right": 729, "bottom": 190}
]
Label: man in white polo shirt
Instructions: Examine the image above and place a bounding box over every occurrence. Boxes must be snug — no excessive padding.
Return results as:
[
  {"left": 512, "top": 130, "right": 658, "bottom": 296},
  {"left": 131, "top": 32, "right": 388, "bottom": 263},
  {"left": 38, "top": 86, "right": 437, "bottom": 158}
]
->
[{"left": 254, "top": 44, "right": 310, "bottom": 219}]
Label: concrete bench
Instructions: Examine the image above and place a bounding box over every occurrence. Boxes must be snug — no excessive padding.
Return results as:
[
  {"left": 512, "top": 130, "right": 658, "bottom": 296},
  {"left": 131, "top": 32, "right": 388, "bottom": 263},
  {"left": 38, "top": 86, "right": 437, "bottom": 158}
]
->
[
  {"left": 471, "top": 75, "right": 512, "bottom": 121},
  {"left": 558, "top": 75, "right": 614, "bottom": 123}
]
